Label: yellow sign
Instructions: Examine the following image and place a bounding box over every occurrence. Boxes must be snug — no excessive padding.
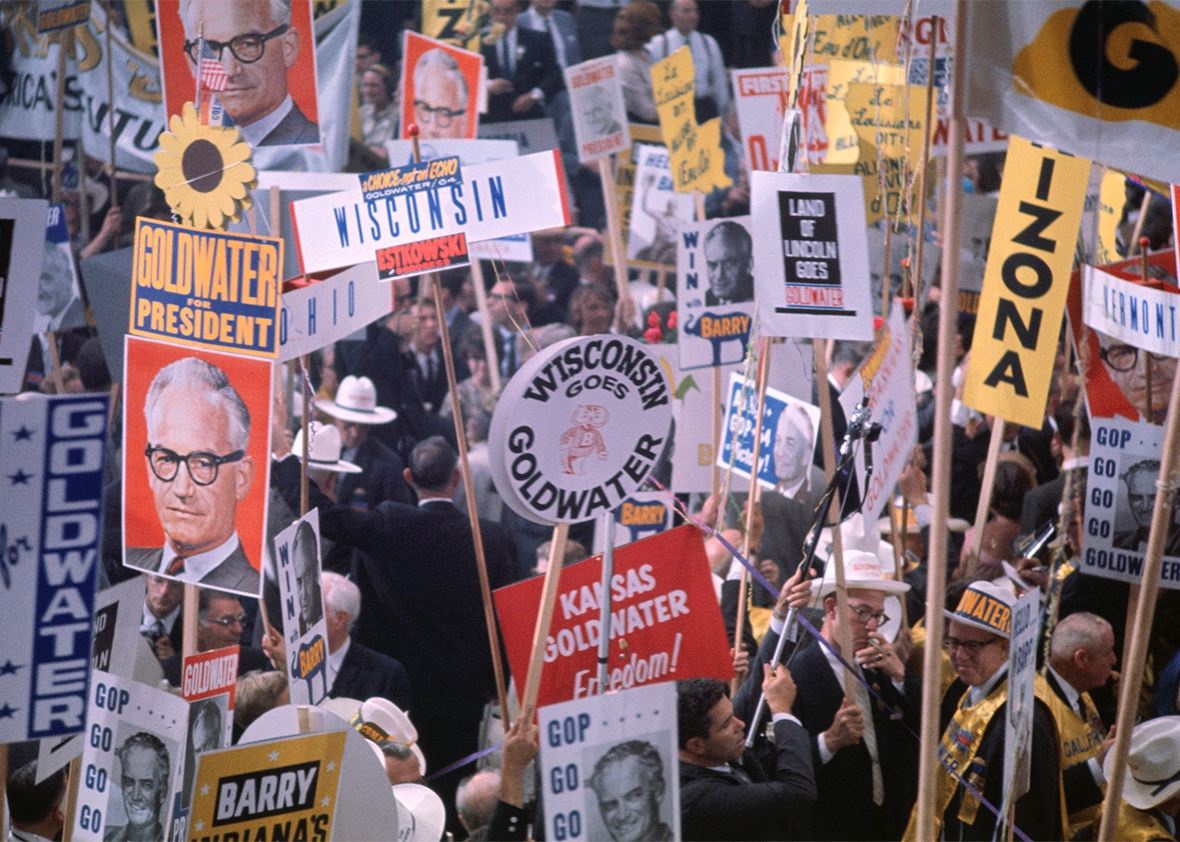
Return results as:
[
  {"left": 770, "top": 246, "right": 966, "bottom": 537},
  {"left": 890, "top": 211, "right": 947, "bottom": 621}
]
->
[
  {"left": 188, "top": 732, "right": 345, "bottom": 842},
  {"left": 962, "top": 136, "right": 1091, "bottom": 427},
  {"left": 422, "top": 0, "right": 487, "bottom": 52},
  {"left": 650, "top": 47, "right": 731, "bottom": 194},
  {"left": 813, "top": 140, "right": 923, "bottom": 227},
  {"left": 845, "top": 79, "right": 928, "bottom": 162},
  {"left": 607, "top": 122, "right": 665, "bottom": 269}
]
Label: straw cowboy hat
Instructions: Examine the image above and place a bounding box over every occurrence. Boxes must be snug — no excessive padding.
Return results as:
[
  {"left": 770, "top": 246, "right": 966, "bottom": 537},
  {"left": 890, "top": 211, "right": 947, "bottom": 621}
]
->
[
  {"left": 315, "top": 375, "right": 397, "bottom": 425},
  {"left": 1106, "top": 716, "right": 1180, "bottom": 810},
  {"left": 292, "top": 421, "right": 361, "bottom": 473}
]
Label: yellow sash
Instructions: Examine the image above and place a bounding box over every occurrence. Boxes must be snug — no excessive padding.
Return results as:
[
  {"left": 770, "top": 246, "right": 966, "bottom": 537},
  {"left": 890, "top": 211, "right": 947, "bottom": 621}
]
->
[
  {"left": 1038, "top": 678, "right": 1106, "bottom": 835},
  {"left": 1112, "top": 803, "right": 1177, "bottom": 842}
]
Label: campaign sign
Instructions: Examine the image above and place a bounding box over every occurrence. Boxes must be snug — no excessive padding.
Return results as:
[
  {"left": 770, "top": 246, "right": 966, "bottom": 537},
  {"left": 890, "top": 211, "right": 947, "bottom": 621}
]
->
[
  {"left": 0, "top": 198, "right": 49, "bottom": 394},
  {"left": 593, "top": 491, "right": 676, "bottom": 554},
  {"left": 176, "top": 646, "right": 238, "bottom": 826},
  {"left": 488, "top": 335, "right": 672, "bottom": 525},
  {"left": 0, "top": 394, "right": 108, "bottom": 744},
  {"left": 566, "top": 56, "right": 630, "bottom": 164},
  {"left": 130, "top": 218, "right": 285, "bottom": 359},
  {"left": 495, "top": 526, "right": 732, "bottom": 708},
  {"left": 278, "top": 264, "right": 396, "bottom": 363},
  {"left": 717, "top": 372, "right": 821, "bottom": 495},
  {"left": 290, "top": 150, "right": 571, "bottom": 275},
  {"left": 359, "top": 156, "right": 463, "bottom": 203},
  {"left": 36, "top": 0, "right": 90, "bottom": 32},
  {"left": 38, "top": 203, "right": 88, "bottom": 336},
  {"left": 74, "top": 670, "right": 189, "bottom": 842},
  {"left": 628, "top": 144, "right": 695, "bottom": 269},
  {"left": 1082, "top": 264, "right": 1180, "bottom": 359},
  {"left": 188, "top": 731, "right": 346, "bottom": 842},
  {"left": 274, "top": 511, "right": 330, "bottom": 706},
  {"left": 539, "top": 683, "right": 680, "bottom": 842},
  {"left": 752, "top": 171, "right": 874, "bottom": 341},
  {"left": 838, "top": 301, "right": 918, "bottom": 523},
  {"left": 732, "top": 67, "right": 788, "bottom": 173},
  {"left": 677, "top": 216, "right": 756, "bottom": 370},
  {"left": 375, "top": 232, "right": 470, "bottom": 282},
  {"left": 1003, "top": 591, "right": 1041, "bottom": 807},
  {"left": 1082, "top": 417, "right": 1180, "bottom": 590}
]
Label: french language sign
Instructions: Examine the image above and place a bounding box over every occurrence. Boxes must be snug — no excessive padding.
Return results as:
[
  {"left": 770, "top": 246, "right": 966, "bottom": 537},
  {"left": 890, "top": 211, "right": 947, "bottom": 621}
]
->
[
  {"left": 290, "top": 150, "right": 570, "bottom": 275},
  {"left": 539, "top": 683, "right": 680, "bottom": 842},
  {"left": 188, "top": 731, "right": 346, "bottom": 842},
  {"left": 376, "top": 232, "right": 470, "bottom": 281},
  {"left": 130, "top": 218, "right": 284, "bottom": 359},
  {"left": 494, "top": 526, "right": 732, "bottom": 708},
  {"left": 962, "top": 137, "right": 1090, "bottom": 428},
  {"left": 752, "top": 171, "right": 874, "bottom": 341},
  {"left": 651, "top": 46, "right": 730, "bottom": 194},
  {"left": 0, "top": 394, "right": 108, "bottom": 743},
  {"left": 278, "top": 264, "right": 396, "bottom": 362},
  {"left": 73, "top": 671, "right": 189, "bottom": 842},
  {"left": 358, "top": 156, "right": 463, "bottom": 203}
]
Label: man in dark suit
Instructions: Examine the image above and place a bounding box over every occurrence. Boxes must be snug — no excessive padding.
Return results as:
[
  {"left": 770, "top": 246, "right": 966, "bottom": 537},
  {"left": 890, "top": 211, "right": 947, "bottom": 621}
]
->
[
  {"left": 1021, "top": 398, "right": 1088, "bottom": 534},
  {"left": 161, "top": 589, "right": 271, "bottom": 686},
  {"left": 481, "top": 0, "right": 563, "bottom": 124},
  {"left": 677, "top": 675, "right": 815, "bottom": 841},
  {"left": 273, "top": 435, "right": 517, "bottom": 833},
  {"left": 140, "top": 574, "right": 184, "bottom": 660},
  {"left": 321, "top": 572, "right": 412, "bottom": 711},
  {"left": 702, "top": 220, "right": 754, "bottom": 305}
]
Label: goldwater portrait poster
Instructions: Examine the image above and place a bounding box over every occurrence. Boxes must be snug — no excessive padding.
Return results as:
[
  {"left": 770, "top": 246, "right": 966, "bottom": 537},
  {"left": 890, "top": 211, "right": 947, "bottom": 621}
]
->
[
  {"left": 677, "top": 216, "right": 756, "bottom": 370},
  {"left": 274, "top": 510, "right": 330, "bottom": 706},
  {"left": 121, "top": 335, "right": 273, "bottom": 599}
]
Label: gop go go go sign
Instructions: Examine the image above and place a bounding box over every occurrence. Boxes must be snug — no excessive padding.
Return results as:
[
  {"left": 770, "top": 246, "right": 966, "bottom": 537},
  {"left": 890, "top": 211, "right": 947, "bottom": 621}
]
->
[{"left": 489, "top": 336, "right": 673, "bottom": 524}]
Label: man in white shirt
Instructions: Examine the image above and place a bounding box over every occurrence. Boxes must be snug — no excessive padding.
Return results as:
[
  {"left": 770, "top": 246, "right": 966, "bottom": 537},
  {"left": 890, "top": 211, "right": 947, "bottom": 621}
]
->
[{"left": 645, "top": 0, "right": 727, "bottom": 122}]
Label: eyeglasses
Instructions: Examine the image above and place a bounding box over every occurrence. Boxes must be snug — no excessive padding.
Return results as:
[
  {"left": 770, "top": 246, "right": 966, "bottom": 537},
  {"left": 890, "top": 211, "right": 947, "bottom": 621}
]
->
[
  {"left": 145, "top": 444, "right": 246, "bottom": 486},
  {"left": 413, "top": 100, "right": 464, "bottom": 129},
  {"left": 943, "top": 636, "right": 1001, "bottom": 656},
  {"left": 1099, "top": 343, "right": 1171, "bottom": 373},
  {"left": 200, "top": 613, "right": 246, "bottom": 628},
  {"left": 848, "top": 604, "right": 889, "bottom": 626},
  {"left": 184, "top": 24, "right": 289, "bottom": 66}
]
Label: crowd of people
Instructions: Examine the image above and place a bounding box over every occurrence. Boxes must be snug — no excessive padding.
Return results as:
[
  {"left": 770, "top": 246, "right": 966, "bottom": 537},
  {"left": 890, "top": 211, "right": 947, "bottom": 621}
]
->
[{"left": 5, "top": 2, "right": 1180, "bottom": 841}]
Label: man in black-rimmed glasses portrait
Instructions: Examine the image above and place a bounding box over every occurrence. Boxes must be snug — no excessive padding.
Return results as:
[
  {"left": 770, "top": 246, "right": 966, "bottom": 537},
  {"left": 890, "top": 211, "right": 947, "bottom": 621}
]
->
[
  {"left": 412, "top": 48, "right": 471, "bottom": 140},
  {"left": 1096, "top": 329, "right": 1176, "bottom": 425},
  {"left": 127, "top": 356, "right": 259, "bottom": 594},
  {"left": 178, "top": 0, "right": 319, "bottom": 147}
]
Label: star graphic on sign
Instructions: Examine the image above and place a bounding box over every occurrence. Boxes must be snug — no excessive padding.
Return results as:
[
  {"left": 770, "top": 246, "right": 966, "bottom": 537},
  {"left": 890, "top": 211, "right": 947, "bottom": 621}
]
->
[
  {"left": 321, "top": 796, "right": 331, "bottom": 807},
  {"left": 12, "top": 426, "right": 33, "bottom": 442},
  {"left": 0, "top": 703, "right": 16, "bottom": 718},
  {"left": 327, "top": 761, "right": 336, "bottom": 772},
  {"left": 201, "top": 784, "right": 210, "bottom": 796},
  {"left": 0, "top": 660, "right": 22, "bottom": 676},
  {"left": 8, "top": 469, "right": 32, "bottom": 485},
  {"left": 269, "top": 750, "right": 280, "bottom": 762},
  {"left": 194, "top": 821, "right": 205, "bottom": 832}
]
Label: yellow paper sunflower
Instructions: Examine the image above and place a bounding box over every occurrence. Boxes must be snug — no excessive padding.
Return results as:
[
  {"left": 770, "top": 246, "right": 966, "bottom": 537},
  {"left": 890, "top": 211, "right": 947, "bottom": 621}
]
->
[{"left": 154, "top": 102, "right": 257, "bottom": 231}]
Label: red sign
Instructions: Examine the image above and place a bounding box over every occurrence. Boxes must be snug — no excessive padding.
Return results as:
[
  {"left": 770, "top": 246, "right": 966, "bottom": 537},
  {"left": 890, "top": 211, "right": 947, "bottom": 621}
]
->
[
  {"left": 494, "top": 525, "right": 733, "bottom": 709},
  {"left": 181, "top": 645, "right": 240, "bottom": 705},
  {"left": 376, "top": 232, "right": 470, "bottom": 281}
]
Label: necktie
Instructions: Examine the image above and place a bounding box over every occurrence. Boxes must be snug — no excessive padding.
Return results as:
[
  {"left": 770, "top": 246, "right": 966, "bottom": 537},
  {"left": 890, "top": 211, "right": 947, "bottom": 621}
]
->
[
  {"left": 854, "top": 668, "right": 885, "bottom": 805},
  {"left": 548, "top": 17, "right": 567, "bottom": 68},
  {"left": 166, "top": 556, "right": 185, "bottom": 576},
  {"left": 504, "top": 334, "right": 517, "bottom": 378},
  {"left": 729, "top": 763, "right": 753, "bottom": 785},
  {"left": 146, "top": 619, "right": 165, "bottom": 641}
]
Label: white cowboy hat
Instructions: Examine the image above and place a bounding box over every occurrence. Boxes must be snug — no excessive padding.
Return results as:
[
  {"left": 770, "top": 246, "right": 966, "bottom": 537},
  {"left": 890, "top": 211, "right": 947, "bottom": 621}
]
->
[
  {"left": 1107, "top": 716, "right": 1180, "bottom": 810},
  {"left": 809, "top": 549, "right": 911, "bottom": 597},
  {"left": 315, "top": 375, "right": 397, "bottom": 425},
  {"left": 944, "top": 580, "right": 1015, "bottom": 638},
  {"left": 292, "top": 422, "right": 362, "bottom": 473},
  {"left": 350, "top": 697, "right": 427, "bottom": 776},
  {"left": 393, "top": 783, "right": 447, "bottom": 842}
]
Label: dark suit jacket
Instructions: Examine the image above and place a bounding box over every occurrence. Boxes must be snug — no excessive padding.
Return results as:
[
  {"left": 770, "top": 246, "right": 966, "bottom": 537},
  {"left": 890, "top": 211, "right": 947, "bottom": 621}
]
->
[
  {"left": 787, "top": 639, "right": 921, "bottom": 841},
  {"left": 481, "top": 26, "right": 562, "bottom": 123},
  {"left": 258, "top": 100, "right": 319, "bottom": 146},
  {"left": 520, "top": 7, "right": 581, "bottom": 69},
  {"left": 330, "top": 640, "right": 413, "bottom": 712},
  {"left": 126, "top": 544, "right": 259, "bottom": 594},
  {"left": 704, "top": 280, "right": 754, "bottom": 306},
  {"left": 679, "top": 718, "right": 816, "bottom": 841},
  {"left": 161, "top": 645, "right": 271, "bottom": 687},
  {"left": 1044, "top": 670, "right": 1105, "bottom": 818},
  {"left": 1021, "top": 469, "right": 1070, "bottom": 534},
  {"left": 325, "top": 436, "right": 414, "bottom": 573}
]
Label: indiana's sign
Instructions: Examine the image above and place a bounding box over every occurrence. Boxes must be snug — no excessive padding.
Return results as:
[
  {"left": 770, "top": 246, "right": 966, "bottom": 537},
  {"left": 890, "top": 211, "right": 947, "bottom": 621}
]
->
[{"left": 494, "top": 526, "right": 732, "bottom": 708}]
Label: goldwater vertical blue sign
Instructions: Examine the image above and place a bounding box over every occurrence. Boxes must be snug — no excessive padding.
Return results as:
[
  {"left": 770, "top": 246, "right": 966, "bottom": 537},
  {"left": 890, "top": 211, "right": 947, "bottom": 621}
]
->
[
  {"left": 130, "top": 218, "right": 283, "bottom": 359},
  {"left": 0, "top": 394, "right": 108, "bottom": 742}
]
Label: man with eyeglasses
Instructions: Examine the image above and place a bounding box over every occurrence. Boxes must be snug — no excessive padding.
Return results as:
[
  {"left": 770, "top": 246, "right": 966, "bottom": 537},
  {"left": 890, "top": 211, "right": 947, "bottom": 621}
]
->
[
  {"left": 178, "top": 0, "right": 319, "bottom": 147},
  {"left": 1113, "top": 459, "right": 1180, "bottom": 555},
  {"left": 161, "top": 589, "right": 272, "bottom": 688},
  {"left": 904, "top": 580, "right": 1065, "bottom": 841},
  {"left": 1096, "top": 328, "right": 1176, "bottom": 425},
  {"left": 411, "top": 48, "right": 472, "bottom": 140},
  {"left": 126, "top": 356, "right": 259, "bottom": 595},
  {"left": 780, "top": 549, "right": 919, "bottom": 841}
]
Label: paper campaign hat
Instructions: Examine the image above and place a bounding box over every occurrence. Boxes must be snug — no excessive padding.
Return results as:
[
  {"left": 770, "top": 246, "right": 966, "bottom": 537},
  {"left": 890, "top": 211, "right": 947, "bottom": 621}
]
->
[
  {"left": 292, "top": 421, "right": 362, "bottom": 473},
  {"left": 350, "top": 697, "right": 427, "bottom": 776},
  {"left": 809, "top": 549, "right": 911, "bottom": 598},
  {"left": 944, "top": 580, "right": 1015, "bottom": 638},
  {"left": 315, "top": 375, "right": 397, "bottom": 425}
]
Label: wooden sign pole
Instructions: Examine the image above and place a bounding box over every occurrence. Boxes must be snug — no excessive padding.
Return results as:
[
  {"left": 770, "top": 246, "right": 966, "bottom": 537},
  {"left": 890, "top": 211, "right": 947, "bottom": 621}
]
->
[
  {"left": 908, "top": 17, "right": 939, "bottom": 306},
  {"left": 469, "top": 258, "right": 503, "bottom": 395},
  {"left": 965, "top": 417, "right": 1006, "bottom": 578},
  {"left": 522, "top": 523, "right": 571, "bottom": 713},
  {"left": 914, "top": 3, "right": 967, "bottom": 837},
  {"left": 599, "top": 155, "right": 632, "bottom": 302}
]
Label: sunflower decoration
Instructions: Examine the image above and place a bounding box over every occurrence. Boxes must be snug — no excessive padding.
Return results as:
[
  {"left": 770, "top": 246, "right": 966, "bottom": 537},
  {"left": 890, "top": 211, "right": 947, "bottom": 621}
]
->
[{"left": 154, "top": 102, "right": 257, "bottom": 231}]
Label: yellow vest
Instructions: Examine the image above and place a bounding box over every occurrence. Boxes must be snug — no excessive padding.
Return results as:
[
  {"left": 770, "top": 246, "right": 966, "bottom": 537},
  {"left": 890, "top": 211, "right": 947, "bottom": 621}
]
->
[
  {"left": 1038, "top": 676, "right": 1105, "bottom": 836},
  {"left": 1111, "top": 803, "right": 1177, "bottom": 842}
]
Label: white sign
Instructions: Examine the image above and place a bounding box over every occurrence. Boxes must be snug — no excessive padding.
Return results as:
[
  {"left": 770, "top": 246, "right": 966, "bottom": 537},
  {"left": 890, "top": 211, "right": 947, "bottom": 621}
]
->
[
  {"left": 752, "top": 171, "right": 874, "bottom": 341},
  {"left": 732, "top": 67, "right": 788, "bottom": 173},
  {"left": 837, "top": 301, "right": 918, "bottom": 523},
  {"left": 278, "top": 264, "right": 394, "bottom": 361},
  {"left": 1082, "top": 417, "right": 1180, "bottom": 589},
  {"left": 677, "top": 216, "right": 756, "bottom": 370},
  {"left": 566, "top": 56, "right": 630, "bottom": 164},
  {"left": 1002, "top": 591, "right": 1041, "bottom": 807},
  {"left": 717, "top": 373, "right": 821, "bottom": 494},
  {"left": 274, "top": 511, "right": 330, "bottom": 705},
  {"left": 291, "top": 150, "right": 571, "bottom": 275},
  {"left": 489, "top": 335, "right": 672, "bottom": 525},
  {"left": 0, "top": 198, "right": 48, "bottom": 393},
  {"left": 539, "top": 683, "right": 680, "bottom": 842},
  {"left": 0, "top": 395, "right": 108, "bottom": 744},
  {"left": 628, "top": 144, "right": 695, "bottom": 268},
  {"left": 1083, "top": 265, "right": 1180, "bottom": 358},
  {"left": 73, "top": 670, "right": 189, "bottom": 842}
]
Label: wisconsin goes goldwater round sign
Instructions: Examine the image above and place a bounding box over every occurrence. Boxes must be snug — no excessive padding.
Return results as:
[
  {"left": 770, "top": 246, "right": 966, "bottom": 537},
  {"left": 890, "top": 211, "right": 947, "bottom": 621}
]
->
[{"left": 489, "top": 335, "right": 672, "bottom": 525}]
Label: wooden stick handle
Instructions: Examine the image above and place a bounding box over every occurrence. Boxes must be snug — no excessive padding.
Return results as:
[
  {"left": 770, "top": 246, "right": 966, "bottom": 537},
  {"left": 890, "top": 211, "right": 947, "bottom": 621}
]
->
[{"left": 522, "top": 524, "right": 570, "bottom": 713}]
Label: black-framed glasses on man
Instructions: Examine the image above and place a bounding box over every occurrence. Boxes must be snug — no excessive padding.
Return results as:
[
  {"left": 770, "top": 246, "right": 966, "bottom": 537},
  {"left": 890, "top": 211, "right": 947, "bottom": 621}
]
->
[
  {"left": 848, "top": 604, "right": 890, "bottom": 626},
  {"left": 200, "top": 613, "right": 247, "bottom": 627},
  {"left": 184, "top": 24, "right": 289, "bottom": 65},
  {"left": 1099, "top": 343, "right": 1171, "bottom": 373},
  {"left": 943, "top": 636, "right": 1001, "bottom": 656},
  {"left": 145, "top": 444, "right": 246, "bottom": 486},
  {"left": 414, "top": 100, "right": 464, "bottom": 128}
]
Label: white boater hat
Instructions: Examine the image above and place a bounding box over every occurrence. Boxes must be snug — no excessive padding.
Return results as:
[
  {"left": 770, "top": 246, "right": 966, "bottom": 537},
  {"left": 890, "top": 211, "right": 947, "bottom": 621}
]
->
[
  {"left": 315, "top": 375, "right": 397, "bottom": 425},
  {"left": 1106, "top": 716, "right": 1180, "bottom": 810},
  {"left": 292, "top": 421, "right": 362, "bottom": 473},
  {"left": 393, "top": 783, "right": 447, "bottom": 842},
  {"left": 350, "top": 697, "right": 427, "bottom": 777}
]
